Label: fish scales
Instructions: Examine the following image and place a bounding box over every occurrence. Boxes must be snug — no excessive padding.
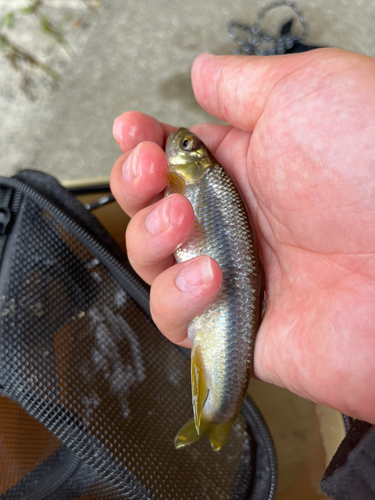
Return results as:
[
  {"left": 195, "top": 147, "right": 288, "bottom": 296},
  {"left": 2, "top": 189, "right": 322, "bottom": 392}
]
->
[
  {"left": 165, "top": 128, "right": 263, "bottom": 451},
  {"left": 176, "top": 165, "right": 259, "bottom": 419}
]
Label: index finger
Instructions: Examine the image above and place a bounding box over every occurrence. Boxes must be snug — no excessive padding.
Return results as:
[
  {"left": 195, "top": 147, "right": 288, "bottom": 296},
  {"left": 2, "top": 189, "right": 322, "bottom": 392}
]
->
[{"left": 113, "top": 111, "right": 177, "bottom": 152}]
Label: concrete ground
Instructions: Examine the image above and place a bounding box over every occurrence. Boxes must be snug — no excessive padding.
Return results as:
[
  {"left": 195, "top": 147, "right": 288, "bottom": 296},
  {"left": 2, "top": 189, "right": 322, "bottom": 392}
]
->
[{"left": 1, "top": 0, "right": 375, "bottom": 181}]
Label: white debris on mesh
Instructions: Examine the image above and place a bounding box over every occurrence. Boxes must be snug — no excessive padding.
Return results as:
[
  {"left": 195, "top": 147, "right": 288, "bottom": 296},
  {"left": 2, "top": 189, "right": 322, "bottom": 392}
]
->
[{"left": 87, "top": 304, "right": 146, "bottom": 419}]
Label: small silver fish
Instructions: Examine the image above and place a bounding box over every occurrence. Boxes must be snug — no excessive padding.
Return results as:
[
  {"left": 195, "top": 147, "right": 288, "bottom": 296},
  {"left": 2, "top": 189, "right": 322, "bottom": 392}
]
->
[{"left": 165, "top": 128, "right": 263, "bottom": 451}]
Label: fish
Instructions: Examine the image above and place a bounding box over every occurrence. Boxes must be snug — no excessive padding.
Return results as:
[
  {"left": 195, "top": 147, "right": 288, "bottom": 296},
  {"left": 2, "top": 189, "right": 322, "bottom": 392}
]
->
[{"left": 165, "top": 128, "right": 264, "bottom": 451}]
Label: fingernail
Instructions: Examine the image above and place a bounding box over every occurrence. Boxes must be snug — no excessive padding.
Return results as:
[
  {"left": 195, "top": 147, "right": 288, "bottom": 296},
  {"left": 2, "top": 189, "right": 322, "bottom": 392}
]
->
[
  {"left": 175, "top": 256, "right": 213, "bottom": 292},
  {"left": 145, "top": 200, "right": 169, "bottom": 234},
  {"left": 122, "top": 146, "right": 139, "bottom": 182},
  {"left": 113, "top": 117, "right": 123, "bottom": 143}
]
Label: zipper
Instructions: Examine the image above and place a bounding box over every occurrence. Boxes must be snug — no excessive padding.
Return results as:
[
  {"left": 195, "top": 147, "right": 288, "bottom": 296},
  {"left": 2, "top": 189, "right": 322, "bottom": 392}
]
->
[
  {"left": 0, "top": 187, "right": 13, "bottom": 266},
  {"left": 0, "top": 188, "right": 11, "bottom": 235},
  {"left": 0, "top": 177, "right": 151, "bottom": 319}
]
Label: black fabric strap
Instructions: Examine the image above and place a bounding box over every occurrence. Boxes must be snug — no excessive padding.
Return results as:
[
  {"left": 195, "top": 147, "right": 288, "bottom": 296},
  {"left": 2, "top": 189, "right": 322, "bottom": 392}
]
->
[{"left": 320, "top": 421, "right": 375, "bottom": 499}]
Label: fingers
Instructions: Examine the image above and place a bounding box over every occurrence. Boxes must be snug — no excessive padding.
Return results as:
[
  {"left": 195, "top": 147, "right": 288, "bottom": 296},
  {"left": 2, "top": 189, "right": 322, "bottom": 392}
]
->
[
  {"left": 110, "top": 141, "right": 169, "bottom": 217},
  {"left": 126, "top": 194, "right": 195, "bottom": 285},
  {"left": 111, "top": 117, "right": 224, "bottom": 349},
  {"left": 113, "top": 110, "right": 233, "bottom": 157},
  {"left": 191, "top": 50, "right": 327, "bottom": 131},
  {"left": 150, "top": 256, "right": 222, "bottom": 348},
  {"left": 110, "top": 114, "right": 226, "bottom": 347}
]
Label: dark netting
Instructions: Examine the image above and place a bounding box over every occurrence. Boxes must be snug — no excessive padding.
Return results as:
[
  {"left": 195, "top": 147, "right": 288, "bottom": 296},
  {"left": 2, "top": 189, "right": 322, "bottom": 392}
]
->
[{"left": 0, "top": 176, "right": 277, "bottom": 500}]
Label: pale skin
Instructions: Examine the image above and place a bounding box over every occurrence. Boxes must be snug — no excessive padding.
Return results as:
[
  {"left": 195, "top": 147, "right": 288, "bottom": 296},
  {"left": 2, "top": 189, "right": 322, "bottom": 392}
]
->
[{"left": 110, "top": 48, "right": 375, "bottom": 424}]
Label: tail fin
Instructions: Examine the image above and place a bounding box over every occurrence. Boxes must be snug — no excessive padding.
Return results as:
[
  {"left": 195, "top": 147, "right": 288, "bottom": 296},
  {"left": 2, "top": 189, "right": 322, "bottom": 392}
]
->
[
  {"left": 174, "top": 345, "right": 233, "bottom": 451},
  {"left": 174, "top": 418, "right": 232, "bottom": 451}
]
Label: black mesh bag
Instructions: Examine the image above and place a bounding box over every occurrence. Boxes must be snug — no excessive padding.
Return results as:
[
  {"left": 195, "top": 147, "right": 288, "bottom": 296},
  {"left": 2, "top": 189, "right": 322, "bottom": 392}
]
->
[{"left": 0, "top": 170, "right": 277, "bottom": 500}]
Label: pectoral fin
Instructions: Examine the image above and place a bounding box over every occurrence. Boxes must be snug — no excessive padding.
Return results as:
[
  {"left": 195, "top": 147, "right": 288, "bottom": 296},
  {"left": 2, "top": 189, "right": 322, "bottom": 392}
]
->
[{"left": 167, "top": 172, "right": 185, "bottom": 194}]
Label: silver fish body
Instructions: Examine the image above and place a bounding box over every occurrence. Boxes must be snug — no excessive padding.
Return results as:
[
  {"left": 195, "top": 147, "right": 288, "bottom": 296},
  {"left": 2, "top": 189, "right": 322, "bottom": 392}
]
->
[{"left": 165, "top": 128, "right": 263, "bottom": 451}]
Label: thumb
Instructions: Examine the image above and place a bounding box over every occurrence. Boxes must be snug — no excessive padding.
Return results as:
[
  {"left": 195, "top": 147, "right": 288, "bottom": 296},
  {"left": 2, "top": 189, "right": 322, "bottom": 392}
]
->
[{"left": 191, "top": 49, "right": 335, "bottom": 132}]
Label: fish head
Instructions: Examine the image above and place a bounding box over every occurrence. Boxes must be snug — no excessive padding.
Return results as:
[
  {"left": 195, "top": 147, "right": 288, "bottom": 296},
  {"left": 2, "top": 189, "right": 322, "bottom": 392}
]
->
[{"left": 165, "top": 128, "right": 214, "bottom": 186}]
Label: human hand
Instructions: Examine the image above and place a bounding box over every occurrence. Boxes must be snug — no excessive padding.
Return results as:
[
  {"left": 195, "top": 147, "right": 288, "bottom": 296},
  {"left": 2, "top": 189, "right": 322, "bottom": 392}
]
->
[{"left": 110, "top": 48, "right": 375, "bottom": 423}]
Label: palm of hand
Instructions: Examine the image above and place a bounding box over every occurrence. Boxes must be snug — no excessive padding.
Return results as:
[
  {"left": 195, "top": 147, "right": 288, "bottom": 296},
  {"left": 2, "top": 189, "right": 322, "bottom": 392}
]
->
[{"left": 212, "top": 53, "right": 375, "bottom": 420}]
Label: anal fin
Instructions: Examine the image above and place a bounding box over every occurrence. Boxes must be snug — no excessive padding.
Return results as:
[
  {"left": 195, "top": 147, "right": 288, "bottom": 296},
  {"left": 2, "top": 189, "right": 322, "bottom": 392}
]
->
[{"left": 191, "top": 344, "right": 208, "bottom": 434}]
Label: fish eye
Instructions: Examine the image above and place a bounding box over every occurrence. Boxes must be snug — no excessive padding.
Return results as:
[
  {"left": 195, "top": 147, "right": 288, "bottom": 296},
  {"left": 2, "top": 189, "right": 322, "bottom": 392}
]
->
[{"left": 182, "top": 136, "right": 194, "bottom": 151}]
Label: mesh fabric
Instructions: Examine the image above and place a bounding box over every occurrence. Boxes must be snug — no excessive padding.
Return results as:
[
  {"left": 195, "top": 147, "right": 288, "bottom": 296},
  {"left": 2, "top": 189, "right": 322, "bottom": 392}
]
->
[{"left": 0, "top": 189, "right": 257, "bottom": 500}]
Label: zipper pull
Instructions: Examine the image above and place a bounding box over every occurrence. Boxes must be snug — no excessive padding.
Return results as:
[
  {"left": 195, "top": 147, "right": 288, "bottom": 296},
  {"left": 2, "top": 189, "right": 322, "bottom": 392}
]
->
[{"left": 0, "top": 188, "right": 12, "bottom": 235}]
